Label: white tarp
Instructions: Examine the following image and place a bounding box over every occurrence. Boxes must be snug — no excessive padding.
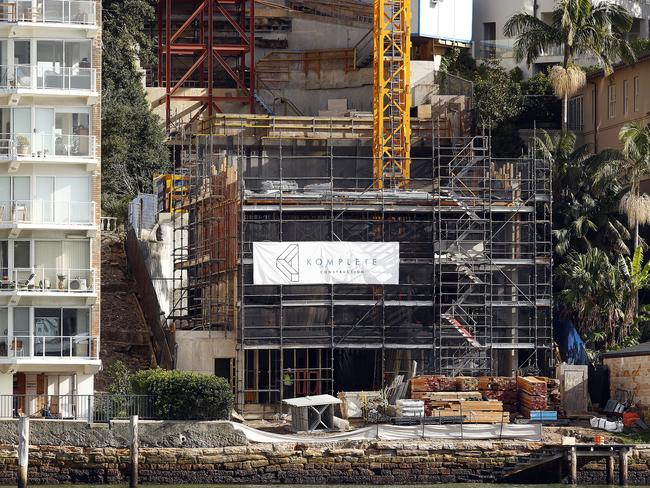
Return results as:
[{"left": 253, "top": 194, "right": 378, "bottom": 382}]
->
[
  {"left": 231, "top": 422, "right": 543, "bottom": 443},
  {"left": 253, "top": 242, "right": 400, "bottom": 285}
]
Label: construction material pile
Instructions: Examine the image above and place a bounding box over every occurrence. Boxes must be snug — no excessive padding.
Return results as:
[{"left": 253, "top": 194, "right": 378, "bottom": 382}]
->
[
  {"left": 411, "top": 376, "right": 509, "bottom": 423},
  {"left": 479, "top": 376, "right": 518, "bottom": 415},
  {"left": 408, "top": 375, "right": 562, "bottom": 422},
  {"left": 517, "top": 376, "right": 549, "bottom": 418}
]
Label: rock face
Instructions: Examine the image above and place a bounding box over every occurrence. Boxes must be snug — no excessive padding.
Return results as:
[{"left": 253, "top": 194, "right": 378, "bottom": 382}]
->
[{"left": 97, "top": 234, "right": 155, "bottom": 390}]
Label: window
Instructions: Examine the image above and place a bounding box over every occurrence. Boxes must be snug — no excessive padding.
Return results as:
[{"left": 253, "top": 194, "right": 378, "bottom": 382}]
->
[
  {"left": 482, "top": 22, "right": 496, "bottom": 59},
  {"left": 634, "top": 76, "right": 640, "bottom": 112},
  {"left": 568, "top": 96, "right": 584, "bottom": 131},
  {"left": 608, "top": 84, "right": 617, "bottom": 118},
  {"left": 624, "top": 80, "right": 629, "bottom": 115}
]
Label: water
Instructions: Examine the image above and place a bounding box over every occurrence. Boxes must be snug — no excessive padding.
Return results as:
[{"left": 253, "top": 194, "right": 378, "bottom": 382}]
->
[{"left": 0, "top": 485, "right": 614, "bottom": 488}]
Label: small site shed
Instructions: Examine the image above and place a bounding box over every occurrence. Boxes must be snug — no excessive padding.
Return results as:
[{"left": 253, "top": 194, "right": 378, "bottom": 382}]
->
[
  {"left": 282, "top": 394, "right": 341, "bottom": 432},
  {"left": 603, "top": 343, "right": 650, "bottom": 411}
]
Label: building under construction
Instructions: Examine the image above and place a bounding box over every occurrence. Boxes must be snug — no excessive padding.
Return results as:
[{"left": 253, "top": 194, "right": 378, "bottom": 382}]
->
[{"left": 169, "top": 114, "right": 552, "bottom": 412}]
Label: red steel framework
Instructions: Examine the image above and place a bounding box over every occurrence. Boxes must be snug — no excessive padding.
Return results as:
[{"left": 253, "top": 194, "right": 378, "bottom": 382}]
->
[{"left": 157, "top": 0, "right": 255, "bottom": 131}]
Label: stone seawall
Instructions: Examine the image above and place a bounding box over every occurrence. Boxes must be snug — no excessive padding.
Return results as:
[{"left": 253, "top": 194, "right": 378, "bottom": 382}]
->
[{"left": 0, "top": 441, "right": 649, "bottom": 485}]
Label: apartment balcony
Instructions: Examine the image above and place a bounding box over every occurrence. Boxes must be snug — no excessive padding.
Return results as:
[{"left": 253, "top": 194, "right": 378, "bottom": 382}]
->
[
  {"left": 0, "top": 200, "right": 96, "bottom": 233},
  {"left": 0, "top": 268, "right": 96, "bottom": 303},
  {"left": 0, "top": 335, "right": 98, "bottom": 364},
  {"left": 0, "top": 0, "right": 97, "bottom": 38},
  {"left": 0, "top": 65, "right": 97, "bottom": 102},
  {"left": 0, "top": 133, "right": 97, "bottom": 171}
]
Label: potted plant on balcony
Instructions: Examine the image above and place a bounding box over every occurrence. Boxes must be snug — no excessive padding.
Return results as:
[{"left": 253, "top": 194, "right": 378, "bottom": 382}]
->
[{"left": 15, "top": 135, "right": 30, "bottom": 156}]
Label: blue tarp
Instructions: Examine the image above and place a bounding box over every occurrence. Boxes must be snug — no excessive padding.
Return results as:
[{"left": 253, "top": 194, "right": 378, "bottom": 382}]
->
[{"left": 553, "top": 310, "right": 589, "bottom": 365}]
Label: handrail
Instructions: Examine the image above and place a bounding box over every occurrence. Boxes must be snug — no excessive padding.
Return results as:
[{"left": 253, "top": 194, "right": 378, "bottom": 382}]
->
[
  {"left": 0, "top": 200, "right": 95, "bottom": 225},
  {"left": 256, "top": 77, "right": 304, "bottom": 116},
  {"left": 352, "top": 28, "right": 373, "bottom": 69},
  {"left": 0, "top": 65, "right": 96, "bottom": 91},
  {"left": 5, "top": 267, "right": 95, "bottom": 293},
  {"left": 1, "top": 0, "right": 96, "bottom": 25},
  {"left": 0, "top": 335, "right": 98, "bottom": 359}
]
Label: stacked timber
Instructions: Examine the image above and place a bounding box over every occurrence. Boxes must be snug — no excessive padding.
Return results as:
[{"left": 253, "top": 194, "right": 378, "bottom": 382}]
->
[
  {"left": 427, "top": 400, "right": 510, "bottom": 423},
  {"left": 539, "top": 376, "right": 562, "bottom": 413},
  {"left": 410, "top": 375, "right": 456, "bottom": 393},
  {"left": 455, "top": 376, "right": 479, "bottom": 391},
  {"left": 517, "top": 376, "right": 548, "bottom": 418},
  {"left": 409, "top": 376, "right": 508, "bottom": 423},
  {"left": 478, "top": 376, "right": 518, "bottom": 414}
]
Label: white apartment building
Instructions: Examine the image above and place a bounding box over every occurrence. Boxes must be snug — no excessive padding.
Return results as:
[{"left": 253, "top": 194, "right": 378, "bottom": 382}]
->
[
  {"left": 0, "top": 0, "right": 101, "bottom": 419},
  {"left": 473, "top": 0, "right": 650, "bottom": 76}
]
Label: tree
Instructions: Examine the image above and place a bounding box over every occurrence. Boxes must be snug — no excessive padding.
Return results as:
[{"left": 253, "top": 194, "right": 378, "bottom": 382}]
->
[
  {"left": 556, "top": 246, "right": 650, "bottom": 351},
  {"left": 504, "top": 0, "right": 634, "bottom": 130},
  {"left": 102, "top": 0, "right": 170, "bottom": 219},
  {"left": 617, "top": 122, "right": 650, "bottom": 249},
  {"left": 534, "top": 130, "right": 630, "bottom": 262}
]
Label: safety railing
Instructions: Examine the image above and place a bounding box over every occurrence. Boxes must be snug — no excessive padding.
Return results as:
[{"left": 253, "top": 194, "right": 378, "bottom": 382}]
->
[
  {"left": 0, "top": 200, "right": 95, "bottom": 225},
  {"left": 0, "top": 0, "right": 96, "bottom": 25},
  {"left": 1, "top": 268, "right": 95, "bottom": 293},
  {"left": 0, "top": 132, "right": 95, "bottom": 159},
  {"left": 0, "top": 335, "right": 98, "bottom": 359},
  {"left": 0, "top": 65, "right": 95, "bottom": 91}
]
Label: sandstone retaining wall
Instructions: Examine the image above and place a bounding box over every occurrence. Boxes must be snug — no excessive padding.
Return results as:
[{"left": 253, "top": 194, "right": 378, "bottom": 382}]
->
[{"left": 0, "top": 441, "right": 649, "bottom": 485}]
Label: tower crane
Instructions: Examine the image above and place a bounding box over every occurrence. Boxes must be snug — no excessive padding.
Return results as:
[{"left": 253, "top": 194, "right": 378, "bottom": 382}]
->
[{"left": 373, "top": 0, "right": 411, "bottom": 189}]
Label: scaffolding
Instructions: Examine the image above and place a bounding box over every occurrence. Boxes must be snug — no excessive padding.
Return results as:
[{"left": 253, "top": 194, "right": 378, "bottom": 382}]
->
[{"left": 170, "top": 114, "right": 552, "bottom": 409}]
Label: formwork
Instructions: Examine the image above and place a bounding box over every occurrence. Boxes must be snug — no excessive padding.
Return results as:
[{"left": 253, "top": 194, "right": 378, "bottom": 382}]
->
[{"left": 170, "top": 114, "right": 552, "bottom": 410}]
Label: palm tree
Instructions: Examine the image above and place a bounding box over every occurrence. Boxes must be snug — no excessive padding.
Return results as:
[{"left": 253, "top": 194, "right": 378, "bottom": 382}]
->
[
  {"left": 618, "top": 122, "right": 650, "bottom": 249},
  {"left": 504, "top": 0, "right": 634, "bottom": 130},
  {"left": 557, "top": 246, "right": 650, "bottom": 350},
  {"left": 534, "top": 130, "right": 630, "bottom": 260}
]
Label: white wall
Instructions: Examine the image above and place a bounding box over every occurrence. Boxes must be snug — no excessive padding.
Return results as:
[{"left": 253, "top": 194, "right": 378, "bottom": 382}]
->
[
  {"left": 413, "top": 0, "right": 473, "bottom": 43},
  {"left": 175, "top": 330, "right": 236, "bottom": 375},
  {"left": 0, "top": 373, "right": 11, "bottom": 418}
]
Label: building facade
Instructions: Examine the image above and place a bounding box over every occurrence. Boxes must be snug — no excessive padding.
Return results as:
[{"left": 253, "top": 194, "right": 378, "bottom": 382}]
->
[
  {"left": 0, "top": 0, "right": 101, "bottom": 417},
  {"left": 473, "top": 0, "right": 650, "bottom": 76},
  {"left": 573, "top": 53, "right": 650, "bottom": 152}
]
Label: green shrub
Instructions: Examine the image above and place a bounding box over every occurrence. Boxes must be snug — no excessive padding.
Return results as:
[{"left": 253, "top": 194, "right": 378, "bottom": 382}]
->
[{"left": 130, "top": 369, "right": 233, "bottom": 420}]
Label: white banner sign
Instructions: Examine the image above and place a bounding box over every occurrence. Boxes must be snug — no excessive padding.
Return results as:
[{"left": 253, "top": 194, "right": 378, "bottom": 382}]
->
[{"left": 253, "top": 242, "right": 400, "bottom": 285}]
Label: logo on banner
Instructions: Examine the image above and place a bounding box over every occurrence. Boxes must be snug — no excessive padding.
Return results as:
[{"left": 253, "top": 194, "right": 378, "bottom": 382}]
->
[{"left": 275, "top": 244, "right": 299, "bottom": 282}]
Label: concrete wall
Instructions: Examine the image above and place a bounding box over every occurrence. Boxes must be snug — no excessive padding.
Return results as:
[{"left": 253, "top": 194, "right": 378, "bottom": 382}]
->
[
  {"left": 137, "top": 219, "right": 175, "bottom": 318},
  {"left": 175, "top": 331, "right": 237, "bottom": 375},
  {"left": 0, "top": 419, "right": 247, "bottom": 448}
]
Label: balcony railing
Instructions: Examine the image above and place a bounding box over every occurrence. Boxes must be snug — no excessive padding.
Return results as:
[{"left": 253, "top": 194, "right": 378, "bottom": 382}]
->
[
  {"left": 0, "top": 65, "right": 96, "bottom": 92},
  {"left": 0, "top": 132, "right": 95, "bottom": 159},
  {"left": 0, "top": 0, "right": 96, "bottom": 25},
  {"left": 0, "top": 268, "right": 95, "bottom": 293},
  {"left": 0, "top": 335, "right": 98, "bottom": 359},
  {"left": 0, "top": 200, "right": 95, "bottom": 225},
  {"left": 477, "top": 39, "right": 564, "bottom": 60}
]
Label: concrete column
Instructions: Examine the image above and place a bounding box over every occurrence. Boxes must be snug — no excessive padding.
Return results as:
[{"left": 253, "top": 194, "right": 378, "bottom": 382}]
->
[{"left": 0, "top": 372, "right": 13, "bottom": 418}]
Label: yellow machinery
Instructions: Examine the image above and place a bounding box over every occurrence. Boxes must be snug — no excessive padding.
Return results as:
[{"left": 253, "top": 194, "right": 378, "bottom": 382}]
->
[
  {"left": 154, "top": 173, "right": 190, "bottom": 213},
  {"left": 373, "top": 0, "right": 411, "bottom": 188}
]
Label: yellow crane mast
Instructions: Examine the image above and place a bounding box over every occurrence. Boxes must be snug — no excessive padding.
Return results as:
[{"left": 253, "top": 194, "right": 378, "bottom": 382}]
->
[{"left": 373, "top": 0, "right": 411, "bottom": 189}]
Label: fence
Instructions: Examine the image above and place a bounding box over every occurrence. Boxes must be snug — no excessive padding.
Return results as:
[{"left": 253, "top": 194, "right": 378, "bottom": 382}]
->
[{"left": 0, "top": 394, "right": 154, "bottom": 422}]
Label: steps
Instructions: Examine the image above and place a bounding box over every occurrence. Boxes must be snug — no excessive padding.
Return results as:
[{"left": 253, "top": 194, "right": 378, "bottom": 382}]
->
[
  {"left": 96, "top": 234, "right": 155, "bottom": 391},
  {"left": 495, "top": 449, "right": 564, "bottom": 481}
]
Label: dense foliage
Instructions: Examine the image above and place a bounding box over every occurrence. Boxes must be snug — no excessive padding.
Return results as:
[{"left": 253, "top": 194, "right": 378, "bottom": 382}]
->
[
  {"left": 131, "top": 369, "right": 234, "bottom": 420},
  {"left": 102, "top": 0, "right": 170, "bottom": 220}
]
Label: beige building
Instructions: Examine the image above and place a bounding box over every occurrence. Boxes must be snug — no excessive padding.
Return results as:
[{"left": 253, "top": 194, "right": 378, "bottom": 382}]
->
[
  {"left": 0, "top": 0, "right": 102, "bottom": 418},
  {"left": 573, "top": 53, "right": 650, "bottom": 152}
]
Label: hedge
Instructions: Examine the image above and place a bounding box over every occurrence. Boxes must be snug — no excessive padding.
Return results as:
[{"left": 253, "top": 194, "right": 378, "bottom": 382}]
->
[{"left": 130, "top": 369, "right": 233, "bottom": 420}]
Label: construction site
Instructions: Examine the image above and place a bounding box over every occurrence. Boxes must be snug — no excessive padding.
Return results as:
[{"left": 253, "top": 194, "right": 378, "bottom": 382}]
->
[{"left": 135, "top": 0, "right": 553, "bottom": 415}]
